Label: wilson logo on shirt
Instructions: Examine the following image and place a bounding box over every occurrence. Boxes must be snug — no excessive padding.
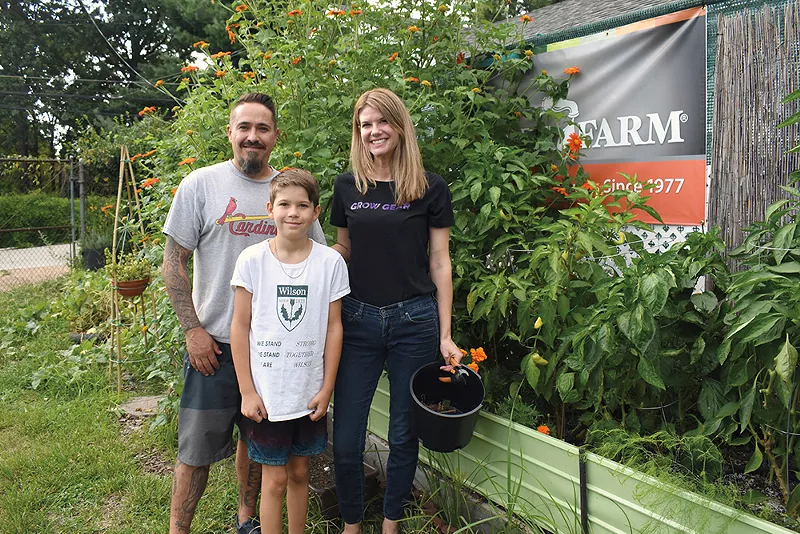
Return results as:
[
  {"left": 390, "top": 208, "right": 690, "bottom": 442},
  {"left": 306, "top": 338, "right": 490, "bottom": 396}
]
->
[{"left": 277, "top": 285, "right": 308, "bottom": 331}]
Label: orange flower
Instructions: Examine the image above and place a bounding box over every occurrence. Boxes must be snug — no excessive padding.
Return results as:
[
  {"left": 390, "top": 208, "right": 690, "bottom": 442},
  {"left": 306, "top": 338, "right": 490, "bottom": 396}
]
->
[
  {"left": 467, "top": 362, "right": 479, "bottom": 372},
  {"left": 520, "top": 14, "right": 533, "bottom": 22},
  {"left": 293, "top": 151, "right": 302, "bottom": 158},
  {"left": 171, "top": 187, "right": 178, "bottom": 196},
  {"left": 137, "top": 106, "right": 156, "bottom": 117},
  {"left": 154, "top": 79, "right": 163, "bottom": 87},
  {"left": 525, "top": 49, "right": 533, "bottom": 58},
  {"left": 438, "top": 5, "right": 448, "bottom": 12},
  {"left": 100, "top": 204, "right": 113, "bottom": 213},
  {"left": 140, "top": 149, "right": 157, "bottom": 158},
  {"left": 408, "top": 25, "right": 421, "bottom": 32},
  {"left": 420, "top": 80, "right": 431, "bottom": 87},
  {"left": 193, "top": 41, "right": 209, "bottom": 48},
  {"left": 235, "top": 4, "right": 248, "bottom": 12},
  {"left": 327, "top": 9, "right": 345, "bottom": 15},
  {"left": 459, "top": 348, "right": 467, "bottom": 356},
  {"left": 580, "top": 181, "right": 594, "bottom": 191},
  {"left": 211, "top": 51, "right": 232, "bottom": 59},
  {"left": 349, "top": 9, "right": 362, "bottom": 15},
  {"left": 550, "top": 164, "right": 558, "bottom": 173},
  {"left": 291, "top": 56, "right": 302, "bottom": 65},
  {"left": 564, "top": 66, "right": 580, "bottom": 75},
  {"left": 566, "top": 132, "right": 582, "bottom": 152},
  {"left": 228, "top": 30, "right": 236, "bottom": 43},
  {"left": 227, "top": 23, "right": 240, "bottom": 29},
  {"left": 178, "top": 157, "right": 197, "bottom": 166},
  {"left": 186, "top": 129, "right": 194, "bottom": 136},
  {"left": 141, "top": 177, "right": 160, "bottom": 189},
  {"left": 553, "top": 186, "right": 567, "bottom": 196},
  {"left": 215, "top": 70, "right": 227, "bottom": 77},
  {"left": 288, "top": 9, "right": 303, "bottom": 16},
  {"left": 470, "top": 347, "right": 487, "bottom": 363},
  {"left": 404, "top": 76, "right": 419, "bottom": 83},
  {"left": 181, "top": 65, "right": 199, "bottom": 73},
  {"left": 387, "top": 52, "right": 399, "bottom": 61},
  {"left": 242, "top": 71, "right": 255, "bottom": 80},
  {"left": 329, "top": 59, "right": 337, "bottom": 66},
  {"left": 279, "top": 166, "right": 292, "bottom": 172},
  {"left": 181, "top": 77, "right": 190, "bottom": 83},
  {"left": 455, "top": 51, "right": 464, "bottom": 64},
  {"left": 513, "top": 111, "right": 522, "bottom": 118},
  {"left": 537, "top": 425, "right": 551, "bottom": 435},
  {"left": 472, "top": 87, "right": 481, "bottom": 93},
  {"left": 261, "top": 51, "right": 273, "bottom": 59}
]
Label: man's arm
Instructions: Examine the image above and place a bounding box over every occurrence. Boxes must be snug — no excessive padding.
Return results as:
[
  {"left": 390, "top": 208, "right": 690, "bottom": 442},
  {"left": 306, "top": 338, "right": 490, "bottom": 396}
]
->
[
  {"left": 429, "top": 227, "right": 462, "bottom": 367},
  {"left": 231, "top": 286, "right": 267, "bottom": 422},
  {"left": 163, "top": 235, "right": 221, "bottom": 376},
  {"left": 309, "top": 299, "right": 343, "bottom": 421}
]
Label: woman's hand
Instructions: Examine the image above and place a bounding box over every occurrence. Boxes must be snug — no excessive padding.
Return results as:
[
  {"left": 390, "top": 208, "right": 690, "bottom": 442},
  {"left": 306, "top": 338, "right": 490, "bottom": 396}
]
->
[{"left": 439, "top": 337, "right": 462, "bottom": 372}]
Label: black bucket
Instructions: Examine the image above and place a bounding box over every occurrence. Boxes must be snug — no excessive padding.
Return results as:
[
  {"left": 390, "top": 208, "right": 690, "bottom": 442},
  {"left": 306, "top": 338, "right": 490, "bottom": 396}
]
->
[{"left": 410, "top": 362, "right": 484, "bottom": 453}]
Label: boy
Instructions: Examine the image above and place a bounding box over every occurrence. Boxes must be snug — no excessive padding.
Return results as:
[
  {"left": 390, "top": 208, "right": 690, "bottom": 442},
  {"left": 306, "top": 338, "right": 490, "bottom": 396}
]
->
[{"left": 230, "top": 169, "right": 349, "bottom": 534}]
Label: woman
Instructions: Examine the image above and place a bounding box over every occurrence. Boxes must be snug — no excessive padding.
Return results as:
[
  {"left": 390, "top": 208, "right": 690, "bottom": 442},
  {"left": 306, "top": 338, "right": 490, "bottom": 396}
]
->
[{"left": 330, "top": 87, "right": 462, "bottom": 534}]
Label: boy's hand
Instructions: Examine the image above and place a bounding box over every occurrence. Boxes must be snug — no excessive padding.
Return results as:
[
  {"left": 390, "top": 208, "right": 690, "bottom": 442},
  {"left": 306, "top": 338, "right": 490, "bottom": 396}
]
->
[
  {"left": 241, "top": 392, "right": 268, "bottom": 423},
  {"left": 308, "top": 391, "right": 331, "bottom": 421}
]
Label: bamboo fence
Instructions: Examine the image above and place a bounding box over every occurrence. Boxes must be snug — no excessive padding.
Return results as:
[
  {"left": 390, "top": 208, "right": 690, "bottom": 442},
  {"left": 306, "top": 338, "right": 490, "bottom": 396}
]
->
[{"left": 709, "top": 0, "right": 800, "bottom": 253}]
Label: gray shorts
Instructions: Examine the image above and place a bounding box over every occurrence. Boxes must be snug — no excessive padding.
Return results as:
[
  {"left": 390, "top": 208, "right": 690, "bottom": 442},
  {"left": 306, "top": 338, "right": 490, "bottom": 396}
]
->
[{"left": 177, "top": 342, "right": 248, "bottom": 466}]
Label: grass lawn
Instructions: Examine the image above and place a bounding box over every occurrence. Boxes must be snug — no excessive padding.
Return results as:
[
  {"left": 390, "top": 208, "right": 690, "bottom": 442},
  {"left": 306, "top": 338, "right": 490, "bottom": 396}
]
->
[{"left": 0, "top": 277, "right": 444, "bottom": 534}]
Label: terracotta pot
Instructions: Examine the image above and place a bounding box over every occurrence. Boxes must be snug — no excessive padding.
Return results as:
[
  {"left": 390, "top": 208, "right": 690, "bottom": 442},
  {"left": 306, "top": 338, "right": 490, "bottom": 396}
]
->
[{"left": 114, "top": 277, "right": 150, "bottom": 297}]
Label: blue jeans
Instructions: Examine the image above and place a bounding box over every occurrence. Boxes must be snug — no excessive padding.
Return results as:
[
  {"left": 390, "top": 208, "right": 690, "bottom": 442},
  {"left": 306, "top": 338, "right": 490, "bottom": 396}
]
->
[{"left": 333, "top": 294, "right": 440, "bottom": 523}]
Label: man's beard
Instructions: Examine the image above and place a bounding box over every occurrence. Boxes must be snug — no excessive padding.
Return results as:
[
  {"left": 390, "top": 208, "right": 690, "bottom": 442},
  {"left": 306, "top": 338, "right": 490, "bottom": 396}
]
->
[{"left": 239, "top": 152, "right": 265, "bottom": 177}]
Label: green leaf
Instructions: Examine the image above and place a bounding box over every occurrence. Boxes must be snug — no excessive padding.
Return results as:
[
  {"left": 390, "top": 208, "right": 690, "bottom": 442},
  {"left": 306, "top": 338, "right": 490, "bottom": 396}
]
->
[
  {"left": 690, "top": 292, "right": 718, "bottom": 314},
  {"left": 617, "top": 304, "right": 656, "bottom": 353},
  {"left": 787, "top": 485, "right": 800, "bottom": 516},
  {"left": 640, "top": 272, "right": 669, "bottom": 314},
  {"left": 767, "top": 262, "right": 800, "bottom": 274},
  {"left": 781, "top": 87, "right": 800, "bottom": 103},
  {"left": 523, "top": 355, "right": 541, "bottom": 390},
  {"left": 466, "top": 290, "right": 478, "bottom": 315},
  {"left": 489, "top": 186, "right": 501, "bottom": 207},
  {"left": 470, "top": 181, "right": 482, "bottom": 203},
  {"left": 765, "top": 199, "right": 791, "bottom": 222},
  {"left": 497, "top": 289, "right": 510, "bottom": 317},
  {"left": 744, "top": 445, "right": 763, "bottom": 474},
  {"left": 689, "top": 336, "right": 706, "bottom": 365},
  {"left": 556, "top": 372, "right": 575, "bottom": 398},
  {"left": 775, "top": 335, "right": 798, "bottom": 385},
  {"left": 773, "top": 222, "right": 796, "bottom": 264},
  {"left": 637, "top": 356, "right": 665, "bottom": 390},
  {"left": 739, "top": 378, "right": 757, "bottom": 433}
]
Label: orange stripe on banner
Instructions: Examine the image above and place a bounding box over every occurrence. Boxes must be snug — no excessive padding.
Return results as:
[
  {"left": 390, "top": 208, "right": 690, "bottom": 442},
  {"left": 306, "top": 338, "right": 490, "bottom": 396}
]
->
[
  {"left": 582, "top": 159, "right": 706, "bottom": 225},
  {"left": 615, "top": 7, "right": 706, "bottom": 36}
]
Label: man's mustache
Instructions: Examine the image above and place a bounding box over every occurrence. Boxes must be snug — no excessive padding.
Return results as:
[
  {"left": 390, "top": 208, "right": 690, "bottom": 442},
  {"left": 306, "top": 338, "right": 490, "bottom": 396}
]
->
[{"left": 241, "top": 141, "right": 265, "bottom": 149}]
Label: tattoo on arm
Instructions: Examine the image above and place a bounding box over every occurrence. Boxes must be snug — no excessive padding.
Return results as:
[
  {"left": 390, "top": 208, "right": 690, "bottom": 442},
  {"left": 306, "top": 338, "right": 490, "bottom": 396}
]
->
[{"left": 163, "top": 236, "right": 201, "bottom": 332}]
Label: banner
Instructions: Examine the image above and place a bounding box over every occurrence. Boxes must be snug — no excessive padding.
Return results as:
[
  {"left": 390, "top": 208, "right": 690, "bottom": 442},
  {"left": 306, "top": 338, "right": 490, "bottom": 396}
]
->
[{"left": 527, "top": 8, "right": 707, "bottom": 225}]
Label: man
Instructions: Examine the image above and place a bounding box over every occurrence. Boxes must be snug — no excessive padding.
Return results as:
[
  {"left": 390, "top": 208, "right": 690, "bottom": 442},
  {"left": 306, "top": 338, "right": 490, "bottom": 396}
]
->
[{"left": 162, "top": 93, "right": 326, "bottom": 534}]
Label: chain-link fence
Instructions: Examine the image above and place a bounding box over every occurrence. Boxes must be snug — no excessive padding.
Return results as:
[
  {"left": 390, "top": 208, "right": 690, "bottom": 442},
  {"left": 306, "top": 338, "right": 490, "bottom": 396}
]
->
[{"left": 0, "top": 157, "right": 82, "bottom": 292}]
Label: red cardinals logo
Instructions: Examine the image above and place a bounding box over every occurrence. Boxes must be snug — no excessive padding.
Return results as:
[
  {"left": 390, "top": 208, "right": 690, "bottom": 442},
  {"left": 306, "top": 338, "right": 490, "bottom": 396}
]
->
[{"left": 215, "top": 197, "right": 276, "bottom": 237}]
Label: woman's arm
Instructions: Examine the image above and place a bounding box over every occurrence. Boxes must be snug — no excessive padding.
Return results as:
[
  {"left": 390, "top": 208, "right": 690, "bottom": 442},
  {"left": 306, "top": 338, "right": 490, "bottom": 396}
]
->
[
  {"left": 331, "top": 227, "right": 351, "bottom": 262},
  {"left": 429, "top": 227, "right": 462, "bottom": 366}
]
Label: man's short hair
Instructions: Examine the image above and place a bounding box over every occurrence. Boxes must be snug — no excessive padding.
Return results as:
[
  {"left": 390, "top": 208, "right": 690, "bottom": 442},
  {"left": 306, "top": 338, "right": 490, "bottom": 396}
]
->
[
  {"left": 231, "top": 93, "right": 277, "bottom": 126},
  {"left": 270, "top": 168, "right": 320, "bottom": 207}
]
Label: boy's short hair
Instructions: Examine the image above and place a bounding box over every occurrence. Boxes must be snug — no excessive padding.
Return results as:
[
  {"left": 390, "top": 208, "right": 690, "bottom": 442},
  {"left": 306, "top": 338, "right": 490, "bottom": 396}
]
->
[{"left": 270, "top": 168, "right": 320, "bottom": 207}]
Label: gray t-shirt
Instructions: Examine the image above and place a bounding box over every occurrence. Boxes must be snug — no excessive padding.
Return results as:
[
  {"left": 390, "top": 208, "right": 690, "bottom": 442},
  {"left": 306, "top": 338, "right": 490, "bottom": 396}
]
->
[{"left": 163, "top": 160, "right": 326, "bottom": 343}]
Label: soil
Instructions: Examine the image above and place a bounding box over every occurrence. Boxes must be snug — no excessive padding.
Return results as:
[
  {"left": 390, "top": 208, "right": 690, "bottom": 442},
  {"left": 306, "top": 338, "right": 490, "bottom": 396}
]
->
[{"left": 309, "top": 451, "right": 337, "bottom": 490}]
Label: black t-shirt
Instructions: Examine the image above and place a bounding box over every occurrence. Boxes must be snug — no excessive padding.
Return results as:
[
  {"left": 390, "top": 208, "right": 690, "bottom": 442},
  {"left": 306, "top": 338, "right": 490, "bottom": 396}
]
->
[{"left": 330, "top": 172, "right": 455, "bottom": 307}]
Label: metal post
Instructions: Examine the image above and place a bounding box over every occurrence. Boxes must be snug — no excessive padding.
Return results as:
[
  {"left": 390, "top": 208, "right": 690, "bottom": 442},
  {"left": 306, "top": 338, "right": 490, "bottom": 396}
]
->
[
  {"left": 78, "top": 160, "right": 86, "bottom": 243},
  {"left": 69, "top": 157, "right": 76, "bottom": 261},
  {"left": 579, "top": 447, "right": 588, "bottom": 534}
]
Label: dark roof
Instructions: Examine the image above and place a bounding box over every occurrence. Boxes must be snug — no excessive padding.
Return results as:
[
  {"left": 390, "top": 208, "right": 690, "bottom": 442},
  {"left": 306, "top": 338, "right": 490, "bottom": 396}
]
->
[{"left": 515, "top": 0, "right": 684, "bottom": 43}]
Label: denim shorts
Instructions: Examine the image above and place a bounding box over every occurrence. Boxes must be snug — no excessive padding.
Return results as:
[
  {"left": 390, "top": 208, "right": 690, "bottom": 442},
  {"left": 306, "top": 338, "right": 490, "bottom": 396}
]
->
[{"left": 247, "top": 414, "right": 328, "bottom": 466}]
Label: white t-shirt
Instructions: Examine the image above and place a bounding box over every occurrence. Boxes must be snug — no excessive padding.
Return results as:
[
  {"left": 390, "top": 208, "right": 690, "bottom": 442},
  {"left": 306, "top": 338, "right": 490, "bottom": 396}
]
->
[{"left": 231, "top": 240, "right": 350, "bottom": 421}]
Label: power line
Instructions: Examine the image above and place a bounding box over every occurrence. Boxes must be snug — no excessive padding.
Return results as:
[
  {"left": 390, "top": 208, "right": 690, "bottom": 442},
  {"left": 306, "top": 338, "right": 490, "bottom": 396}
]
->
[
  {"left": 0, "top": 91, "right": 175, "bottom": 104},
  {"left": 0, "top": 74, "right": 181, "bottom": 87}
]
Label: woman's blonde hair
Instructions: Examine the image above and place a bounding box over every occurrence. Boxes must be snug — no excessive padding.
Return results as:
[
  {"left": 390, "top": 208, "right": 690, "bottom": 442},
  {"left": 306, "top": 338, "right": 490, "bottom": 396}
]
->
[{"left": 350, "top": 88, "right": 428, "bottom": 205}]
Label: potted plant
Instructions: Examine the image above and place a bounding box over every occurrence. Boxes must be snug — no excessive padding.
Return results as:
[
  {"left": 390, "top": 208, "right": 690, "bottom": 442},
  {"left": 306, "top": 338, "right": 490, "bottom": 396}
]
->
[
  {"left": 104, "top": 249, "right": 152, "bottom": 297},
  {"left": 80, "top": 230, "right": 112, "bottom": 271}
]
